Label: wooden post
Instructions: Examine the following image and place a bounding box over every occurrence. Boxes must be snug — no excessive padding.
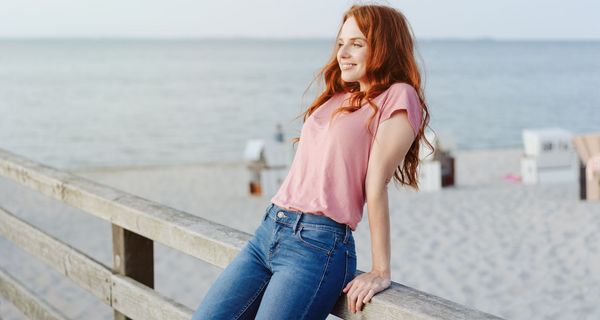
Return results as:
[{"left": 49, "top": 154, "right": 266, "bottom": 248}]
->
[
  {"left": 441, "top": 155, "right": 455, "bottom": 187},
  {"left": 579, "top": 160, "right": 587, "bottom": 200},
  {"left": 112, "top": 225, "right": 154, "bottom": 320}
]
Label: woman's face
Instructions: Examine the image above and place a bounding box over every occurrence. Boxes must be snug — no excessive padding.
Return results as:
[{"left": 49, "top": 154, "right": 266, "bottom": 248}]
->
[{"left": 337, "top": 16, "right": 369, "bottom": 91}]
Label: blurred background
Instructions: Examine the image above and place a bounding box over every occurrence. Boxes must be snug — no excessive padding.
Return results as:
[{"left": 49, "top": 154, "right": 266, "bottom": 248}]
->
[
  {"left": 1, "top": 1, "right": 599, "bottom": 320},
  {"left": 1, "top": 0, "right": 599, "bottom": 169}
]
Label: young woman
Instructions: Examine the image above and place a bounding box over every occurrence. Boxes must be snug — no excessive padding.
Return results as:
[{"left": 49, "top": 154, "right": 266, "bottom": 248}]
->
[{"left": 192, "top": 4, "right": 430, "bottom": 319}]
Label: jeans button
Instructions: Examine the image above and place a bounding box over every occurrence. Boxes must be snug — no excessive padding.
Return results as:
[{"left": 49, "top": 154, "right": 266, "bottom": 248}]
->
[{"left": 277, "top": 211, "right": 286, "bottom": 218}]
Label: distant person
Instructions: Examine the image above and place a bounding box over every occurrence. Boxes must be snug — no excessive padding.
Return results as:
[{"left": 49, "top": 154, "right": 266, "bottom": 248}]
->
[
  {"left": 192, "top": 4, "right": 431, "bottom": 319},
  {"left": 274, "top": 123, "right": 284, "bottom": 143}
]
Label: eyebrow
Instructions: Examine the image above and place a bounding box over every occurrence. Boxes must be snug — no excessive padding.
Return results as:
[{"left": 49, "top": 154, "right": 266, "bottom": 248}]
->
[{"left": 337, "top": 37, "right": 366, "bottom": 41}]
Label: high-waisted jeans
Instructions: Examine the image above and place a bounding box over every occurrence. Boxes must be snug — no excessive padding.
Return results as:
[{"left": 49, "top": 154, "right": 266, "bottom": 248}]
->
[{"left": 191, "top": 202, "right": 357, "bottom": 320}]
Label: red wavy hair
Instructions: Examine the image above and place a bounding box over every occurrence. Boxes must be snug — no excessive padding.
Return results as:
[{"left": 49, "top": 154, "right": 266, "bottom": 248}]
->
[{"left": 292, "top": 4, "right": 432, "bottom": 190}]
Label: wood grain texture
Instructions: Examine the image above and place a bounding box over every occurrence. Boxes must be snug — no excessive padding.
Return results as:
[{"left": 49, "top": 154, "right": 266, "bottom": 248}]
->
[
  {"left": 0, "top": 208, "right": 194, "bottom": 320},
  {"left": 0, "top": 267, "right": 69, "bottom": 320}
]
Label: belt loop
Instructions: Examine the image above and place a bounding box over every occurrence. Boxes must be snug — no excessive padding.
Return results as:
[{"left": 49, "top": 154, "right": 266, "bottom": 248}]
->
[
  {"left": 343, "top": 225, "right": 350, "bottom": 244},
  {"left": 263, "top": 203, "right": 274, "bottom": 221},
  {"left": 292, "top": 212, "right": 302, "bottom": 234}
]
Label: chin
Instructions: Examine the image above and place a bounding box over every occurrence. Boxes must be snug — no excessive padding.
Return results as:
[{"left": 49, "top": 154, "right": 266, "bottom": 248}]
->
[{"left": 341, "top": 75, "right": 358, "bottom": 83}]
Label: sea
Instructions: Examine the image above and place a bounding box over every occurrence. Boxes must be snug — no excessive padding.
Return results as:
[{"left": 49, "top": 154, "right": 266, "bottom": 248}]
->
[{"left": 1, "top": 39, "right": 599, "bottom": 169}]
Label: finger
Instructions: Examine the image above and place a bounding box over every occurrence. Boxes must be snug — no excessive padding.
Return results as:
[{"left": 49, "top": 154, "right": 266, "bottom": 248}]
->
[
  {"left": 346, "top": 292, "right": 352, "bottom": 312},
  {"left": 343, "top": 280, "right": 354, "bottom": 292},
  {"left": 346, "top": 282, "right": 358, "bottom": 298},
  {"left": 363, "top": 289, "right": 375, "bottom": 304},
  {"left": 346, "top": 290, "right": 353, "bottom": 312},
  {"left": 349, "top": 286, "right": 360, "bottom": 313},
  {"left": 356, "top": 290, "right": 368, "bottom": 311},
  {"left": 348, "top": 293, "right": 356, "bottom": 313},
  {"left": 347, "top": 283, "right": 360, "bottom": 313},
  {"left": 347, "top": 295, "right": 352, "bottom": 313}
]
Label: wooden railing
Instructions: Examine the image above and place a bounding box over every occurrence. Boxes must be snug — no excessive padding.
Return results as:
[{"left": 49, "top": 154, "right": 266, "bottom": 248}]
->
[{"left": 0, "top": 148, "right": 504, "bottom": 320}]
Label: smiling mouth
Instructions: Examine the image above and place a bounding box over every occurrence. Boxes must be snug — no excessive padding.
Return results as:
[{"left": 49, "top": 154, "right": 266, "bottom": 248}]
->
[{"left": 340, "top": 63, "right": 356, "bottom": 70}]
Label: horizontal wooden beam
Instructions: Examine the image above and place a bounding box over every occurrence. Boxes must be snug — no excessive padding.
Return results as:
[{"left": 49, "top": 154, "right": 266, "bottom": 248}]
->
[
  {"left": 0, "top": 148, "right": 248, "bottom": 269},
  {"left": 0, "top": 206, "right": 112, "bottom": 304},
  {"left": 111, "top": 274, "right": 190, "bottom": 320},
  {"left": 0, "top": 207, "right": 193, "bottom": 320},
  {"left": 0, "top": 267, "right": 69, "bottom": 320}
]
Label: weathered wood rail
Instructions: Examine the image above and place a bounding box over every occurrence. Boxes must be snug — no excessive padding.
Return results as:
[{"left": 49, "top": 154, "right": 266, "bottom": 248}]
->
[{"left": 0, "top": 148, "right": 504, "bottom": 320}]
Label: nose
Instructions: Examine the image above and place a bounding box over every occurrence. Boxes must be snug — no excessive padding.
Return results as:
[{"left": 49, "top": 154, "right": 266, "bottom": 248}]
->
[{"left": 338, "top": 44, "right": 351, "bottom": 59}]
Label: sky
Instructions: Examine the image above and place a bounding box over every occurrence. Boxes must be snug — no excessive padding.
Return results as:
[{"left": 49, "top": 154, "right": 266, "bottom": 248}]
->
[{"left": 1, "top": 0, "right": 599, "bottom": 40}]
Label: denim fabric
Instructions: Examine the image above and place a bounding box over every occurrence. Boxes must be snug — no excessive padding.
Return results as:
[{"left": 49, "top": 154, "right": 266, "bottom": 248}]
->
[{"left": 192, "top": 202, "right": 357, "bottom": 320}]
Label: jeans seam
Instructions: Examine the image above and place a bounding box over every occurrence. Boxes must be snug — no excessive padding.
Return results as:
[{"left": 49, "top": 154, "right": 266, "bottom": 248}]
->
[
  {"left": 300, "top": 247, "right": 333, "bottom": 319},
  {"left": 234, "top": 278, "right": 270, "bottom": 320},
  {"left": 341, "top": 251, "right": 349, "bottom": 296},
  {"left": 295, "top": 226, "right": 338, "bottom": 255},
  {"left": 267, "top": 221, "right": 277, "bottom": 270},
  {"left": 347, "top": 243, "right": 356, "bottom": 258},
  {"left": 275, "top": 220, "right": 344, "bottom": 233},
  {"left": 301, "top": 224, "right": 346, "bottom": 236}
]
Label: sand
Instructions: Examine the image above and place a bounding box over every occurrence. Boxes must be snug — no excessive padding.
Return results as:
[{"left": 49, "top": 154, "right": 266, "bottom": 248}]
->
[{"left": 1, "top": 148, "right": 600, "bottom": 320}]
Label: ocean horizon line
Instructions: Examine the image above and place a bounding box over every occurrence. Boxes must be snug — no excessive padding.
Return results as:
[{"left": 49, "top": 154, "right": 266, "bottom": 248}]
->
[{"left": 0, "top": 36, "right": 599, "bottom": 43}]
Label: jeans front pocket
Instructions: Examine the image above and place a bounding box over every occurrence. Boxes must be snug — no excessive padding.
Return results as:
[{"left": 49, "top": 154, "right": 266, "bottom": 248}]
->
[{"left": 294, "top": 225, "right": 337, "bottom": 255}]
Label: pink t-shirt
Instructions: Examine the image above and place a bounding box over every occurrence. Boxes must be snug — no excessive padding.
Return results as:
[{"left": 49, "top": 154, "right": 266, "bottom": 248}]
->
[{"left": 270, "top": 82, "right": 423, "bottom": 231}]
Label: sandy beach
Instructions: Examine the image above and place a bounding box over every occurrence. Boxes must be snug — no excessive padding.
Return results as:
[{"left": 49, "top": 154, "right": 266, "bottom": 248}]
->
[{"left": 1, "top": 147, "right": 600, "bottom": 320}]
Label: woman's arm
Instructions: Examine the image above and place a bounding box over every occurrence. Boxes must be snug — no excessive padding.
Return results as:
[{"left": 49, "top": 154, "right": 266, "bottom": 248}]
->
[{"left": 343, "top": 109, "right": 416, "bottom": 314}]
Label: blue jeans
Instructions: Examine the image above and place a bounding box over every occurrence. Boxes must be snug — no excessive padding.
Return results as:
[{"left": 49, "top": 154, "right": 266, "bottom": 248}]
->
[{"left": 192, "top": 203, "right": 357, "bottom": 320}]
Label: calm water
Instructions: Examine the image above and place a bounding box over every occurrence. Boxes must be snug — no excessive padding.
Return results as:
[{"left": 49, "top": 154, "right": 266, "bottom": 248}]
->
[{"left": 1, "top": 39, "right": 599, "bottom": 169}]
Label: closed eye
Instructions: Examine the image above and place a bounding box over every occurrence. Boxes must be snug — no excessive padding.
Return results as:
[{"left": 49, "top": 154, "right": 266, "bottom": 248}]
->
[{"left": 337, "top": 43, "right": 363, "bottom": 48}]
